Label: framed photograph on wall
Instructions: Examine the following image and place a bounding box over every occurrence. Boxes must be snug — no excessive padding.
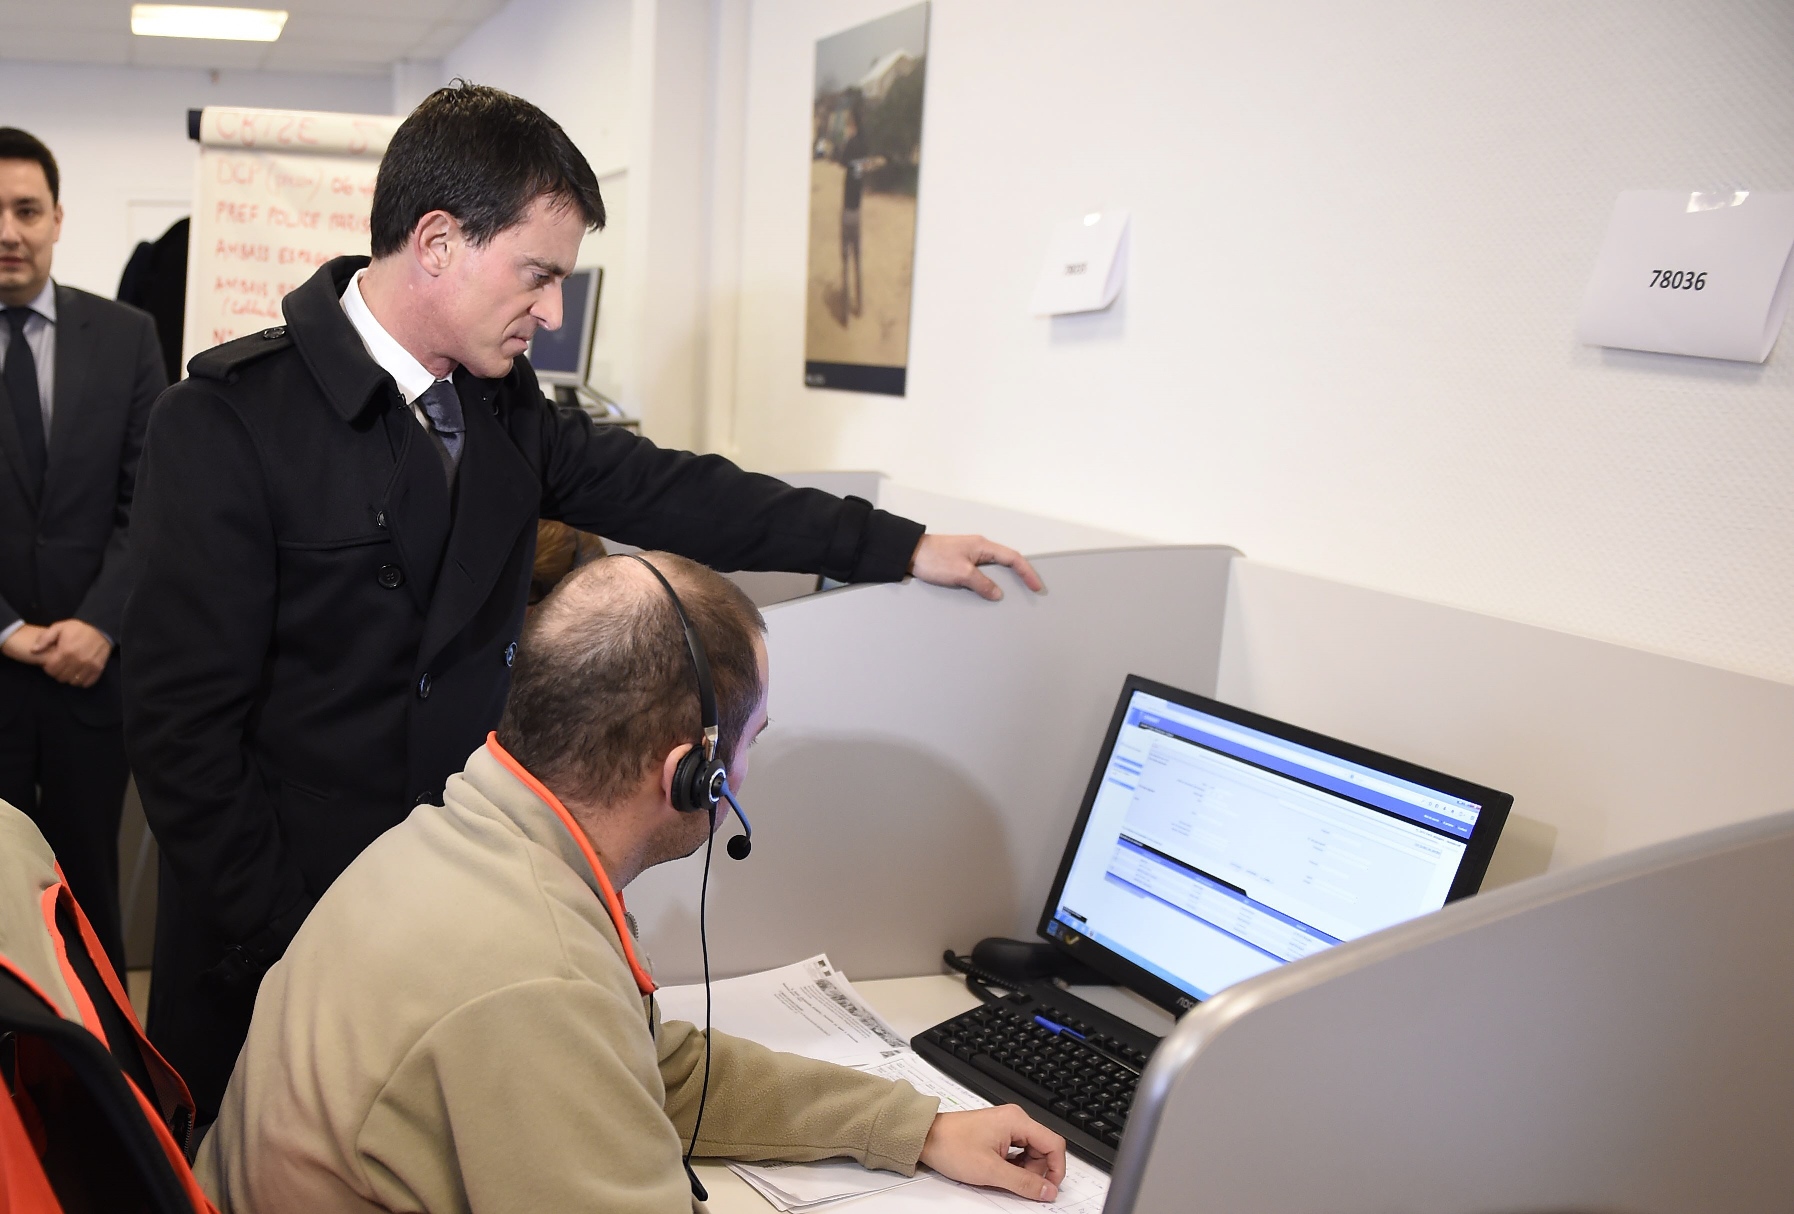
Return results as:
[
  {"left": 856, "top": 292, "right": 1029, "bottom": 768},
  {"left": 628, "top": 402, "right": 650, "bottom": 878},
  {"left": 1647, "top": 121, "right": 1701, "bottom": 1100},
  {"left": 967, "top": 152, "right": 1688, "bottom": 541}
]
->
[{"left": 803, "top": 2, "right": 929, "bottom": 396}]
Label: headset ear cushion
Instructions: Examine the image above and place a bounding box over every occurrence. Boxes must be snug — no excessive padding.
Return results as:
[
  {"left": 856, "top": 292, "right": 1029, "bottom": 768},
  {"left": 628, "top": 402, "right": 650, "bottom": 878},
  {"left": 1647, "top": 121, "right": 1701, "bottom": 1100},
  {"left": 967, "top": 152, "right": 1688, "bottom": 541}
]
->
[
  {"left": 671, "top": 749, "right": 701, "bottom": 813},
  {"left": 672, "top": 749, "right": 723, "bottom": 813}
]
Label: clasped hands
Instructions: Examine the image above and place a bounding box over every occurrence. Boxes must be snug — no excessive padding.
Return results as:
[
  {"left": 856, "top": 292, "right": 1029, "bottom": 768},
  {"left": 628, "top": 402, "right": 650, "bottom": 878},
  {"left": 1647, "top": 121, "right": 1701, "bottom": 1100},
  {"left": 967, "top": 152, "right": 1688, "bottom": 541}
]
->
[{"left": 1, "top": 619, "right": 111, "bottom": 687}]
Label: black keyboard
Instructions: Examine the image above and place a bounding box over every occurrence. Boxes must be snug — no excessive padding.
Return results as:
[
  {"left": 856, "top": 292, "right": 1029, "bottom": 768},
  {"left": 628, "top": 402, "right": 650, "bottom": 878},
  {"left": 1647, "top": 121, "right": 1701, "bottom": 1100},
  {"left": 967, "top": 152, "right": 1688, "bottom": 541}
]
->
[{"left": 912, "top": 989, "right": 1159, "bottom": 1167}]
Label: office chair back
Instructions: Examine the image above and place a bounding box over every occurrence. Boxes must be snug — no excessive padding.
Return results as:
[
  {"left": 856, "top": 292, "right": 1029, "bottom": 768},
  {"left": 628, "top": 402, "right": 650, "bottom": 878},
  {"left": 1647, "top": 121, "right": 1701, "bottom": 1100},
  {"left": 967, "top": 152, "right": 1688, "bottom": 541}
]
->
[{"left": 0, "top": 799, "right": 214, "bottom": 1214}]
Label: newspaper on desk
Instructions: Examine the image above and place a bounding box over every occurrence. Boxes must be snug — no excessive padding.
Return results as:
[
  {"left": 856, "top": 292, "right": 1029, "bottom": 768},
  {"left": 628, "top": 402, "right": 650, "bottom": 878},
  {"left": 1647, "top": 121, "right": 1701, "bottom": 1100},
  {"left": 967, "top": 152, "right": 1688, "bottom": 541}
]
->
[{"left": 654, "top": 956, "right": 1109, "bottom": 1214}]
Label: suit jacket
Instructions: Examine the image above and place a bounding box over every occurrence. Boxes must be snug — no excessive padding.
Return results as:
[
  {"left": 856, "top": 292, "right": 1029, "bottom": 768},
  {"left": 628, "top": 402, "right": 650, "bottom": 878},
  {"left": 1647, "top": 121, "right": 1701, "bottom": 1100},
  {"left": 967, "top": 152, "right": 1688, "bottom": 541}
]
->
[
  {"left": 123, "top": 256, "right": 925, "bottom": 971},
  {"left": 0, "top": 285, "right": 165, "bottom": 728}
]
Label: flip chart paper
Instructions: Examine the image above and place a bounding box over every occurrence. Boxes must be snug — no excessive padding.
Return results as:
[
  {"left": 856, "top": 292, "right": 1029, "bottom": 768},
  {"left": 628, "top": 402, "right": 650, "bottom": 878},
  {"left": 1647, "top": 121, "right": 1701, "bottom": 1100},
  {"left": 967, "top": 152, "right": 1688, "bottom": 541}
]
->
[{"left": 181, "top": 106, "right": 403, "bottom": 370}]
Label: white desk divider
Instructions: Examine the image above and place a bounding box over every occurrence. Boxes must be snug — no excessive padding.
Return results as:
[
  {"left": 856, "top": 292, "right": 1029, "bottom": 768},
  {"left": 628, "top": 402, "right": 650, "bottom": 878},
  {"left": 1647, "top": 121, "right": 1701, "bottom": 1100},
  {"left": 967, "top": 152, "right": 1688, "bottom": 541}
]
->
[
  {"left": 624, "top": 545, "right": 1237, "bottom": 984},
  {"left": 1108, "top": 807, "right": 1794, "bottom": 1214}
]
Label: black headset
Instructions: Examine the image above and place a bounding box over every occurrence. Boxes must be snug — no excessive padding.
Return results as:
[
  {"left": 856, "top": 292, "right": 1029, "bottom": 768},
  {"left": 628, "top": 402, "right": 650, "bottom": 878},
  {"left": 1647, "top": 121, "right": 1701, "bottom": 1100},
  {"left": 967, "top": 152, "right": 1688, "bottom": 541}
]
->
[
  {"left": 623, "top": 555, "right": 752, "bottom": 860},
  {"left": 624, "top": 555, "right": 757, "bottom": 1204}
]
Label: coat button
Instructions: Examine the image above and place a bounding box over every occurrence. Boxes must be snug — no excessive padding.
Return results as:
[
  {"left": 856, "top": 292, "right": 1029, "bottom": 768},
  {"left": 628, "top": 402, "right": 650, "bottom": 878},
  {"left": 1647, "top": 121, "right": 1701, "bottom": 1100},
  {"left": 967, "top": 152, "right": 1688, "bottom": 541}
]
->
[
  {"left": 413, "top": 791, "right": 432, "bottom": 806},
  {"left": 378, "top": 564, "right": 404, "bottom": 589},
  {"left": 263, "top": 326, "right": 285, "bottom": 339},
  {"left": 417, "top": 673, "right": 432, "bottom": 699},
  {"left": 504, "top": 641, "right": 517, "bottom": 667},
  {"left": 374, "top": 510, "right": 387, "bottom": 528}
]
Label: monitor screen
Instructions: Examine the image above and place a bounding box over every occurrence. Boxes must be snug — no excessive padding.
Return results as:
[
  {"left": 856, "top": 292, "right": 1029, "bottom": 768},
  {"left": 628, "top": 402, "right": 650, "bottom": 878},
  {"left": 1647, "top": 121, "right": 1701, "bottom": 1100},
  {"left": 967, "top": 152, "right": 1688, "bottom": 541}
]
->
[
  {"left": 1039, "top": 676, "right": 1512, "bottom": 1012},
  {"left": 529, "top": 267, "right": 602, "bottom": 385}
]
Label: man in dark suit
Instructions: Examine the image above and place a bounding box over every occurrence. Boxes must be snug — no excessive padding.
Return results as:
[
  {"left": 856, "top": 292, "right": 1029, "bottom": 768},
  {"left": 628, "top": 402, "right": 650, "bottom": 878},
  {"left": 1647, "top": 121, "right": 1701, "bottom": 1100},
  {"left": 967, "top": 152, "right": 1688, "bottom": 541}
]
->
[
  {"left": 0, "top": 128, "right": 166, "bottom": 970},
  {"left": 124, "top": 83, "right": 1041, "bottom": 1120}
]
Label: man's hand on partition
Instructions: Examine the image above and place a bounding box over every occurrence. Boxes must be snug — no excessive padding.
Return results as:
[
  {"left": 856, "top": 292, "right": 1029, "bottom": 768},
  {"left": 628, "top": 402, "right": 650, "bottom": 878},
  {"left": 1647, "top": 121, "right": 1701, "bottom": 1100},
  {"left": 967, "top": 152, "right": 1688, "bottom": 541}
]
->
[
  {"left": 909, "top": 534, "right": 1045, "bottom": 602},
  {"left": 919, "top": 1105, "right": 1067, "bottom": 1202}
]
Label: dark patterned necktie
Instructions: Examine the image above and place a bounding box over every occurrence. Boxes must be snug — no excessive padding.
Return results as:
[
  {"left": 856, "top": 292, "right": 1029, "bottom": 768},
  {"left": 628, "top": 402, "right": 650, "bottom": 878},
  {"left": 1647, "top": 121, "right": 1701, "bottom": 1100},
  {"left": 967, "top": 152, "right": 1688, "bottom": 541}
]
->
[
  {"left": 416, "top": 378, "right": 464, "bottom": 481},
  {"left": 3, "top": 307, "right": 46, "bottom": 497}
]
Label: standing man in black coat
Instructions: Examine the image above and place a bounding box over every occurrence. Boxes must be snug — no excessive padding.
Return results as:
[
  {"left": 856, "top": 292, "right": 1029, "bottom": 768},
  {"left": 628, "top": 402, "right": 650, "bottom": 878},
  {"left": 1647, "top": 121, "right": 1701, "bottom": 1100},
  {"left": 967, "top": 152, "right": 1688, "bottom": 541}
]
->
[
  {"left": 0, "top": 129, "right": 166, "bottom": 971},
  {"left": 123, "top": 83, "right": 1041, "bottom": 1119}
]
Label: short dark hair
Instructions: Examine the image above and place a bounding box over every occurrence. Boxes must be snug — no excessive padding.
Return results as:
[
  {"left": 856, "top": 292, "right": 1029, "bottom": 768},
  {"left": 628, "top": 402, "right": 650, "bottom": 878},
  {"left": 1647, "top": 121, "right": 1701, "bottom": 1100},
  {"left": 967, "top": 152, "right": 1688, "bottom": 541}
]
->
[
  {"left": 0, "top": 128, "right": 59, "bottom": 203},
  {"left": 370, "top": 81, "right": 604, "bottom": 259},
  {"left": 496, "top": 553, "right": 767, "bottom": 808}
]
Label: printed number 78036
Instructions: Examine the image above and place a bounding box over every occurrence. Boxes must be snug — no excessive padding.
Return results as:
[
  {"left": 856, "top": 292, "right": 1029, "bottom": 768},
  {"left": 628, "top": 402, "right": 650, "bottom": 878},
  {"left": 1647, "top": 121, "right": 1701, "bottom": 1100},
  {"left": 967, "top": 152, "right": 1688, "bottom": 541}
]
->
[{"left": 1648, "top": 270, "right": 1707, "bottom": 290}]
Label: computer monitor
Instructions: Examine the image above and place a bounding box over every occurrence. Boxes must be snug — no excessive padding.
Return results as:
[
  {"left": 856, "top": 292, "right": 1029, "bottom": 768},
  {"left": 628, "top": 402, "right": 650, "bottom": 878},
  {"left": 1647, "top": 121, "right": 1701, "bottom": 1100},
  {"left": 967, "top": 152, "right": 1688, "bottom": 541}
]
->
[
  {"left": 528, "top": 267, "right": 603, "bottom": 388},
  {"left": 1039, "top": 675, "right": 1512, "bottom": 1014}
]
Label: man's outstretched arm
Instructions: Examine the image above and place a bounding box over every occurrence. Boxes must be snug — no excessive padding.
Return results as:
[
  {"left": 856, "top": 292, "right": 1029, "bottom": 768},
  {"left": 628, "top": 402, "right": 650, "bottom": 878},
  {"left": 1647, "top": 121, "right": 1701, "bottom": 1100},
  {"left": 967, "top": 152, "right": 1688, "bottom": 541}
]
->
[{"left": 535, "top": 393, "right": 1045, "bottom": 598}]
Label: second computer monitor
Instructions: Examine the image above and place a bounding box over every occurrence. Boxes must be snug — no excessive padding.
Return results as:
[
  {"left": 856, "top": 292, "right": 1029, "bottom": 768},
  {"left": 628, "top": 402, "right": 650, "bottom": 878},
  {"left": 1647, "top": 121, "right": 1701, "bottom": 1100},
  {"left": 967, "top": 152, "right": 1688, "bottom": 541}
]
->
[
  {"left": 1039, "top": 675, "right": 1512, "bottom": 1013},
  {"left": 528, "top": 266, "right": 603, "bottom": 388}
]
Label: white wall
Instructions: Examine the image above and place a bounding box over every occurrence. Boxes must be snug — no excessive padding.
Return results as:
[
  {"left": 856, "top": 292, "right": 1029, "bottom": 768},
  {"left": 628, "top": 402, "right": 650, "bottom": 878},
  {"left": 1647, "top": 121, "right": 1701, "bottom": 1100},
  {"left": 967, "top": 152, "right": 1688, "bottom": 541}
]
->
[
  {"left": 0, "top": 61, "right": 391, "bottom": 300},
  {"left": 726, "top": 1, "right": 1794, "bottom": 686},
  {"left": 443, "top": 0, "right": 638, "bottom": 406}
]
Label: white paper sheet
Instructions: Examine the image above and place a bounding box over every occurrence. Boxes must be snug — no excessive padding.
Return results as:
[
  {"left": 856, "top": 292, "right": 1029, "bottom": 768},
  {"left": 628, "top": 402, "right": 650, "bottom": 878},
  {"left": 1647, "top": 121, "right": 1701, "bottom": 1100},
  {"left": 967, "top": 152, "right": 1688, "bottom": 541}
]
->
[
  {"left": 735, "top": 1158, "right": 920, "bottom": 1210},
  {"left": 879, "top": 1158, "right": 1110, "bottom": 1214},
  {"left": 654, "top": 955, "right": 908, "bottom": 1065},
  {"left": 669, "top": 956, "right": 1112, "bottom": 1214},
  {"left": 1576, "top": 189, "right": 1794, "bottom": 363},
  {"left": 842, "top": 1055, "right": 1110, "bottom": 1214}
]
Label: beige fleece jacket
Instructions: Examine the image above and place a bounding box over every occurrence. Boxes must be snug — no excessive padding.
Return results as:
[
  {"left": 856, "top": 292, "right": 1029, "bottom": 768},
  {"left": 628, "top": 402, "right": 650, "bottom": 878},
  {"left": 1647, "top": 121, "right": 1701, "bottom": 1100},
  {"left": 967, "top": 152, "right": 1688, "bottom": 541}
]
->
[
  {"left": 195, "top": 745, "right": 939, "bottom": 1212},
  {"left": 0, "top": 798, "right": 83, "bottom": 1020}
]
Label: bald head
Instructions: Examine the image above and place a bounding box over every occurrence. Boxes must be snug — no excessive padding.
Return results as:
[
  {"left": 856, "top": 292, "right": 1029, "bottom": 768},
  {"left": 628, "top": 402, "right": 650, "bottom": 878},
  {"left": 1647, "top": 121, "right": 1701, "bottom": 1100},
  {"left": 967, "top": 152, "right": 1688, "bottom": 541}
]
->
[{"left": 496, "top": 552, "right": 766, "bottom": 809}]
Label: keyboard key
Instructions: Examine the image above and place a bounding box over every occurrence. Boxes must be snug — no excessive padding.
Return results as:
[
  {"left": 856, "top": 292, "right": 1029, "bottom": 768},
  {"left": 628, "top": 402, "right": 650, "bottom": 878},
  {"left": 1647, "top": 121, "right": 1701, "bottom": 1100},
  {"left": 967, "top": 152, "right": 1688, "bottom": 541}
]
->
[{"left": 969, "top": 1054, "right": 1057, "bottom": 1110}]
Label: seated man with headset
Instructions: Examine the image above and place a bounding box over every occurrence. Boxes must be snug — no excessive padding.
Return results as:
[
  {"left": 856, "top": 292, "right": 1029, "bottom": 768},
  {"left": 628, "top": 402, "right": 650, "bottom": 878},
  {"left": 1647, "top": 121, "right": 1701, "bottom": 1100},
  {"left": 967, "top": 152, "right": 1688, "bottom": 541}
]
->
[{"left": 197, "top": 551, "right": 1066, "bottom": 1212}]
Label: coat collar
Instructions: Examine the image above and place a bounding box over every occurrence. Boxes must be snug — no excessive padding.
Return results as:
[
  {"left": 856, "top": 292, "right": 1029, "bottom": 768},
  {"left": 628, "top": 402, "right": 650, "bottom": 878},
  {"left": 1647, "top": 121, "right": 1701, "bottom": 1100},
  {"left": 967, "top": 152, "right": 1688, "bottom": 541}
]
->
[
  {"left": 452, "top": 739, "right": 658, "bottom": 995},
  {"left": 283, "top": 257, "right": 392, "bottom": 422},
  {"left": 284, "top": 256, "right": 485, "bottom": 424}
]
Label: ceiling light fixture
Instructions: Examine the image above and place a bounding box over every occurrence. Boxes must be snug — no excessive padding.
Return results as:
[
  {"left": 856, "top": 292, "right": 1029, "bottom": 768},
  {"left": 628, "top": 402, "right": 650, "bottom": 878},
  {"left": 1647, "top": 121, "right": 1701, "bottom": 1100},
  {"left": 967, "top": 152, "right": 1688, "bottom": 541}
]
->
[{"left": 131, "top": 5, "right": 290, "bottom": 42}]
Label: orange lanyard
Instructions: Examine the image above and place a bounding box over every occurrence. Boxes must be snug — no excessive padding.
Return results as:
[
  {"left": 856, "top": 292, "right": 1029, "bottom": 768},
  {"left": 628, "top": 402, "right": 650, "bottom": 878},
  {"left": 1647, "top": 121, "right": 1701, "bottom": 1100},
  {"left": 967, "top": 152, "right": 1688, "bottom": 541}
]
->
[{"left": 483, "top": 733, "right": 657, "bottom": 995}]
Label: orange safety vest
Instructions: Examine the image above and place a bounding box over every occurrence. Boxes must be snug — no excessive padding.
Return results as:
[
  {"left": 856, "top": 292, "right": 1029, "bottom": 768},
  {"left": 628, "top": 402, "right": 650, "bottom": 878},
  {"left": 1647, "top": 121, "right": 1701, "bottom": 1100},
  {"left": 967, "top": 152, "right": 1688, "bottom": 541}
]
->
[{"left": 0, "top": 868, "right": 214, "bottom": 1214}]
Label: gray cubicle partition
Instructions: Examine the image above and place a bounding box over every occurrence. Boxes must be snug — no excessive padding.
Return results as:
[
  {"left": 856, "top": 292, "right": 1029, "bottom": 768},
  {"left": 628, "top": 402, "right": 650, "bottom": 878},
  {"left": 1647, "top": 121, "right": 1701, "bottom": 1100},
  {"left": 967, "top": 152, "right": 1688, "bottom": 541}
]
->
[
  {"left": 1109, "top": 808, "right": 1794, "bottom": 1214},
  {"left": 624, "top": 545, "right": 1237, "bottom": 985},
  {"left": 1219, "top": 560, "right": 1794, "bottom": 886}
]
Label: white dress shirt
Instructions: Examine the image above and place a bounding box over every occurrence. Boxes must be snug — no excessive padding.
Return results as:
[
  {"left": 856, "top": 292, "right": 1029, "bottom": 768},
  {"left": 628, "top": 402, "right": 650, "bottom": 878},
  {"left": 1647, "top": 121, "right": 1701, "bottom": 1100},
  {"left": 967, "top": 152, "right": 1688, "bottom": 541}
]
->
[
  {"left": 337, "top": 269, "right": 450, "bottom": 432},
  {"left": 0, "top": 276, "right": 57, "bottom": 433}
]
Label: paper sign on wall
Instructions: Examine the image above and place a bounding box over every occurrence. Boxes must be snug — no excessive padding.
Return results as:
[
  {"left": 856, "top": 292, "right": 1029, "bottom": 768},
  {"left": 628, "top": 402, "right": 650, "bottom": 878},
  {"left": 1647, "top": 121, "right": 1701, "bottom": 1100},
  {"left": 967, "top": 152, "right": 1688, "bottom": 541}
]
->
[
  {"left": 1031, "top": 210, "right": 1129, "bottom": 316},
  {"left": 1576, "top": 190, "right": 1794, "bottom": 363}
]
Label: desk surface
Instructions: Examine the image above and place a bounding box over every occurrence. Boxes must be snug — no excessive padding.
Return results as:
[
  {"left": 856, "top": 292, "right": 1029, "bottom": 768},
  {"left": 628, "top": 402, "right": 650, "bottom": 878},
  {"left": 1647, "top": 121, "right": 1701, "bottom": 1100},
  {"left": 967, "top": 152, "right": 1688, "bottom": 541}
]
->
[{"left": 693, "top": 975, "right": 982, "bottom": 1212}]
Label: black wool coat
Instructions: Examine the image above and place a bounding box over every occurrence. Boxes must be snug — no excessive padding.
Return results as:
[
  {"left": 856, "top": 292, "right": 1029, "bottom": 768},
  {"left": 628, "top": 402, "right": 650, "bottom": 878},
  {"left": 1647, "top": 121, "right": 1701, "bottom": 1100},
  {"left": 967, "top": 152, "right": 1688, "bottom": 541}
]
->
[{"left": 123, "top": 256, "right": 924, "bottom": 967}]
